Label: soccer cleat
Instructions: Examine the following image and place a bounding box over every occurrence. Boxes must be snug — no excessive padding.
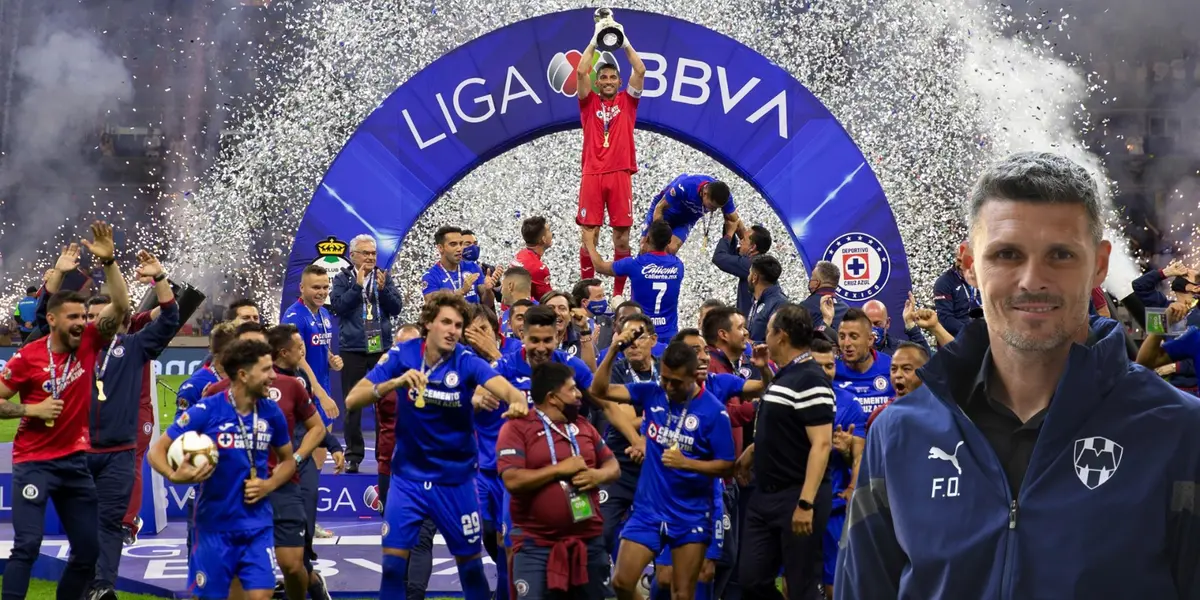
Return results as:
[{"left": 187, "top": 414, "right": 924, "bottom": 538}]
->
[
  {"left": 315, "top": 523, "right": 334, "bottom": 538},
  {"left": 271, "top": 580, "right": 286, "bottom": 599},
  {"left": 87, "top": 585, "right": 118, "bottom": 600},
  {"left": 309, "top": 571, "right": 333, "bottom": 600},
  {"left": 346, "top": 461, "right": 360, "bottom": 474}
]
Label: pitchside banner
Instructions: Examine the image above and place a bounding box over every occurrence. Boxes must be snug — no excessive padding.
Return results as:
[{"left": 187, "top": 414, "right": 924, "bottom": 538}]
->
[
  {"left": 282, "top": 9, "right": 911, "bottom": 321},
  {"left": 0, "top": 347, "right": 208, "bottom": 377}
]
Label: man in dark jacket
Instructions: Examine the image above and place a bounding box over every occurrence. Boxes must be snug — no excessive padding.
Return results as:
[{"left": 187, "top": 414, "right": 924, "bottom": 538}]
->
[
  {"left": 711, "top": 220, "right": 772, "bottom": 317},
  {"left": 931, "top": 252, "right": 982, "bottom": 339},
  {"left": 330, "top": 234, "right": 403, "bottom": 472},
  {"left": 837, "top": 152, "right": 1200, "bottom": 599},
  {"left": 799, "top": 260, "right": 848, "bottom": 333},
  {"left": 746, "top": 255, "right": 788, "bottom": 343}
]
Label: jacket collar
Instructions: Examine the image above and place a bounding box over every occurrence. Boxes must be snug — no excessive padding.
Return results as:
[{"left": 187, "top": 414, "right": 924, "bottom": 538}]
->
[{"left": 920, "top": 316, "right": 1129, "bottom": 456}]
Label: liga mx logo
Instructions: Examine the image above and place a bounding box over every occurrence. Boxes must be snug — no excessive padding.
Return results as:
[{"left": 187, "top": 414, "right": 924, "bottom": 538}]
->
[
  {"left": 1073, "top": 436, "right": 1123, "bottom": 490},
  {"left": 546, "top": 49, "right": 619, "bottom": 96},
  {"left": 822, "top": 233, "right": 891, "bottom": 301}
]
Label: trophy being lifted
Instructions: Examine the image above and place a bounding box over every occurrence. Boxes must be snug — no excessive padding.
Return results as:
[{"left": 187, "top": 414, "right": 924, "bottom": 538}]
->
[{"left": 594, "top": 8, "right": 626, "bottom": 52}]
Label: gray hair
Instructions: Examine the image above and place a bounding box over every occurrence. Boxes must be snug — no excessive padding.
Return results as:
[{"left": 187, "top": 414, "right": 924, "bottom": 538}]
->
[
  {"left": 967, "top": 152, "right": 1103, "bottom": 243},
  {"left": 349, "top": 234, "right": 377, "bottom": 253},
  {"left": 812, "top": 260, "right": 841, "bottom": 286}
]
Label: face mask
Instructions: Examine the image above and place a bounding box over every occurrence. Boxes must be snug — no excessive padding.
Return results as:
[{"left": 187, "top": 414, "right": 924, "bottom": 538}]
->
[
  {"left": 461, "top": 245, "right": 480, "bottom": 262},
  {"left": 561, "top": 400, "right": 581, "bottom": 422},
  {"left": 587, "top": 299, "right": 609, "bottom": 316},
  {"left": 872, "top": 326, "right": 886, "bottom": 350}
]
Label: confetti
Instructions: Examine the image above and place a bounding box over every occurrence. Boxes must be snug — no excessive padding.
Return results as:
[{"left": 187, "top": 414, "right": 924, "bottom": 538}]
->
[{"left": 0, "top": 0, "right": 1142, "bottom": 321}]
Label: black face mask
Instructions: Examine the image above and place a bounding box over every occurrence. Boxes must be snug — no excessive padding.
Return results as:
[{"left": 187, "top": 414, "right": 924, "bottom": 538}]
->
[{"left": 562, "top": 401, "right": 581, "bottom": 423}]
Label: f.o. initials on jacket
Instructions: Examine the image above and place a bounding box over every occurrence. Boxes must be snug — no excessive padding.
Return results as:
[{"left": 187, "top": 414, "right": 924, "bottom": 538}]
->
[{"left": 929, "top": 441, "right": 963, "bottom": 498}]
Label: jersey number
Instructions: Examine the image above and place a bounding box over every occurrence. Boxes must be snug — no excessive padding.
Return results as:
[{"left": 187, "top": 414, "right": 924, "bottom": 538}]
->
[
  {"left": 652, "top": 282, "right": 668, "bottom": 313},
  {"left": 461, "top": 512, "right": 481, "bottom": 537}
]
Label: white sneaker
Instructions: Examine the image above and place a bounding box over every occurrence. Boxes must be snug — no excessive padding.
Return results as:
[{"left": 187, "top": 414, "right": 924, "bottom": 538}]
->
[{"left": 314, "top": 523, "right": 334, "bottom": 538}]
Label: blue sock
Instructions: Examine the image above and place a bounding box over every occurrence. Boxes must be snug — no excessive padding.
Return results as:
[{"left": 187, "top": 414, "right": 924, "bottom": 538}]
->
[
  {"left": 494, "top": 547, "right": 510, "bottom": 600},
  {"left": 459, "top": 556, "right": 491, "bottom": 600},
  {"left": 652, "top": 574, "right": 672, "bottom": 600},
  {"left": 381, "top": 554, "right": 408, "bottom": 597},
  {"left": 696, "top": 579, "right": 713, "bottom": 600}
]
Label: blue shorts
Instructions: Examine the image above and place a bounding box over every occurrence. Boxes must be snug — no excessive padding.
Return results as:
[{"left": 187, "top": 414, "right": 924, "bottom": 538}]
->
[
  {"left": 653, "top": 507, "right": 725, "bottom": 565},
  {"left": 383, "top": 475, "right": 483, "bottom": 557},
  {"left": 823, "top": 511, "right": 846, "bottom": 585},
  {"left": 190, "top": 526, "right": 275, "bottom": 598},
  {"left": 313, "top": 397, "right": 334, "bottom": 427},
  {"left": 476, "top": 470, "right": 505, "bottom": 531},
  {"left": 640, "top": 207, "right": 692, "bottom": 244},
  {"left": 621, "top": 511, "right": 710, "bottom": 557}
]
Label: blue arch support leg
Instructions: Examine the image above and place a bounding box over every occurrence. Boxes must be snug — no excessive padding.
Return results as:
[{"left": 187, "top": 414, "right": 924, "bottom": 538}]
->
[{"left": 282, "top": 9, "right": 910, "bottom": 320}]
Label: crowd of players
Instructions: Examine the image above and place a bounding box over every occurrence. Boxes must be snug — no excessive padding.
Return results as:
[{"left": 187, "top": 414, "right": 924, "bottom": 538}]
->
[{"left": 2, "top": 17, "right": 1200, "bottom": 600}]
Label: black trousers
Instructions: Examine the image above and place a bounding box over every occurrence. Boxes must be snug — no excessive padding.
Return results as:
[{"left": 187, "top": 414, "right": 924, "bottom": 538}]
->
[
  {"left": 339, "top": 350, "right": 381, "bottom": 463},
  {"left": 86, "top": 449, "right": 135, "bottom": 588},
  {"left": 738, "top": 483, "right": 831, "bottom": 600},
  {"left": 406, "top": 519, "right": 438, "bottom": 600},
  {"left": 4, "top": 454, "right": 99, "bottom": 600}
]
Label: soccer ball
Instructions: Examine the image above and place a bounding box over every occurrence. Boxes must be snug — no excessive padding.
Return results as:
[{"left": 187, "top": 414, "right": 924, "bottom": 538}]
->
[{"left": 168, "top": 431, "right": 219, "bottom": 470}]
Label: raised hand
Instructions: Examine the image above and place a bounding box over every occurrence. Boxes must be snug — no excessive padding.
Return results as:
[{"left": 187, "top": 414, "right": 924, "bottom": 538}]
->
[
  {"left": 751, "top": 344, "right": 770, "bottom": 370},
  {"left": 135, "top": 250, "right": 164, "bottom": 284},
  {"left": 820, "top": 294, "right": 836, "bottom": 326},
  {"left": 903, "top": 292, "right": 917, "bottom": 328},
  {"left": 80, "top": 221, "right": 115, "bottom": 261},
  {"left": 914, "top": 307, "right": 940, "bottom": 330},
  {"left": 55, "top": 244, "right": 81, "bottom": 273}
]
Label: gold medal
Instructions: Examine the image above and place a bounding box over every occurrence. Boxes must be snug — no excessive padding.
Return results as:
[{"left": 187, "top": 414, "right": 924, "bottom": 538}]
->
[
  {"left": 97, "top": 380, "right": 107, "bottom": 402},
  {"left": 365, "top": 303, "right": 373, "bottom": 320},
  {"left": 249, "top": 467, "right": 257, "bottom": 479},
  {"left": 603, "top": 132, "right": 610, "bottom": 148},
  {"left": 413, "top": 385, "right": 426, "bottom": 409},
  {"left": 46, "top": 419, "right": 54, "bottom": 428}
]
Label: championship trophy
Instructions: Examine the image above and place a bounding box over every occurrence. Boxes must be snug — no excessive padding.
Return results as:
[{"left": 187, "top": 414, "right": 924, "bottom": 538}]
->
[{"left": 594, "top": 8, "right": 625, "bottom": 52}]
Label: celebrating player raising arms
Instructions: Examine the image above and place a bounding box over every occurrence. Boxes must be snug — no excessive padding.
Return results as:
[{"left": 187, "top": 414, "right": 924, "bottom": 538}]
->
[
  {"left": 576, "top": 17, "right": 647, "bottom": 297},
  {"left": 344, "top": 291, "right": 529, "bottom": 599}
]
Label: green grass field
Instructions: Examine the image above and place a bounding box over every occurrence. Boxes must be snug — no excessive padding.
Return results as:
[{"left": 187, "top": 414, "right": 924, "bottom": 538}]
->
[{"left": 0, "top": 374, "right": 188, "bottom": 443}]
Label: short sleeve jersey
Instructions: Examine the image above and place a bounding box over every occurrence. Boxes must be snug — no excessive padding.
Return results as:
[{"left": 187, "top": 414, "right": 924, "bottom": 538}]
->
[
  {"left": 512, "top": 250, "right": 553, "bottom": 302},
  {"left": 1, "top": 324, "right": 105, "bottom": 463},
  {"left": 658, "top": 174, "right": 735, "bottom": 227},
  {"left": 205, "top": 375, "right": 315, "bottom": 484},
  {"left": 365, "top": 338, "right": 500, "bottom": 484},
  {"left": 626, "top": 383, "right": 735, "bottom": 522},
  {"left": 580, "top": 90, "right": 639, "bottom": 175},
  {"left": 175, "top": 366, "right": 219, "bottom": 420},
  {"left": 476, "top": 350, "right": 594, "bottom": 472},
  {"left": 612, "top": 252, "right": 684, "bottom": 340},
  {"left": 421, "top": 262, "right": 485, "bottom": 304},
  {"left": 834, "top": 351, "right": 895, "bottom": 413},
  {"left": 166, "top": 392, "right": 290, "bottom": 532},
  {"left": 280, "top": 301, "right": 335, "bottom": 392},
  {"left": 754, "top": 359, "right": 835, "bottom": 490}
]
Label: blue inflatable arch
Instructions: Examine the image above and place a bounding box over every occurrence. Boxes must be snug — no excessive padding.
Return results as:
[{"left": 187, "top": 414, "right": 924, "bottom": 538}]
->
[{"left": 283, "top": 9, "right": 911, "bottom": 322}]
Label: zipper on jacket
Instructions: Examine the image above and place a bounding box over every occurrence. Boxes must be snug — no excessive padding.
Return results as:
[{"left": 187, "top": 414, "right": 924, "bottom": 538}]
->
[{"left": 1008, "top": 499, "right": 1018, "bottom": 529}]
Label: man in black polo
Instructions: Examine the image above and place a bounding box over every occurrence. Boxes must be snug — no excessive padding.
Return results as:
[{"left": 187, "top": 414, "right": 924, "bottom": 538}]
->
[{"left": 734, "top": 303, "right": 833, "bottom": 600}]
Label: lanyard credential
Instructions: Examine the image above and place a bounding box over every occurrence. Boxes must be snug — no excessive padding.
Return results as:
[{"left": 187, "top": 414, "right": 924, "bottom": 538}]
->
[
  {"left": 361, "top": 272, "right": 380, "bottom": 322},
  {"left": 537, "top": 409, "right": 580, "bottom": 465},
  {"left": 439, "top": 263, "right": 464, "bottom": 292},
  {"left": 44, "top": 336, "right": 75, "bottom": 428},
  {"left": 227, "top": 391, "right": 261, "bottom": 480},
  {"left": 628, "top": 362, "right": 658, "bottom": 384},
  {"left": 94, "top": 335, "right": 120, "bottom": 402}
]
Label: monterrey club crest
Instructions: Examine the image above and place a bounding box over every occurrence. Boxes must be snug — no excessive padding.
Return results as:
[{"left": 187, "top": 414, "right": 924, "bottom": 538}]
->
[
  {"left": 1073, "top": 436, "right": 1123, "bottom": 490},
  {"left": 822, "top": 233, "right": 891, "bottom": 301}
]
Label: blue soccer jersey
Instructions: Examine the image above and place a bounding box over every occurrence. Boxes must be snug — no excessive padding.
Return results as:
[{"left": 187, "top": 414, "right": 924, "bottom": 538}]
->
[
  {"left": 834, "top": 351, "right": 895, "bottom": 413},
  {"left": 613, "top": 252, "right": 684, "bottom": 340},
  {"left": 626, "top": 383, "right": 735, "bottom": 522},
  {"left": 280, "top": 300, "right": 334, "bottom": 393},
  {"left": 365, "top": 338, "right": 500, "bottom": 484},
  {"left": 656, "top": 174, "right": 736, "bottom": 227},
  {"left": 475, "top": 349, "right": 594, "bottom": 472},
  {"left": 1164, "top": 326, "right": 1200, "bottom": 363},
  {"left": 166, "top": 391, "right": 291, "bottom": 532},
  {"left": 421, "top": 262, "right": 484, "bottom": 304},
  {"left": 830, "top": 387, "right": 867, "bottom": 512},
  {"left": 174, "top": 366, "right": 219, "bottom": 420}
]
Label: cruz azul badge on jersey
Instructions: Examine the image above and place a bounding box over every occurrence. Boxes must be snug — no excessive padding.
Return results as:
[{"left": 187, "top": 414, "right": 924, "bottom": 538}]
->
[
  {"left": 822, "top": 233, "right": 891, "bottom": 301},
  {"left": 1073, "top": 436, "right": 1123, "bottom": 490}
]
